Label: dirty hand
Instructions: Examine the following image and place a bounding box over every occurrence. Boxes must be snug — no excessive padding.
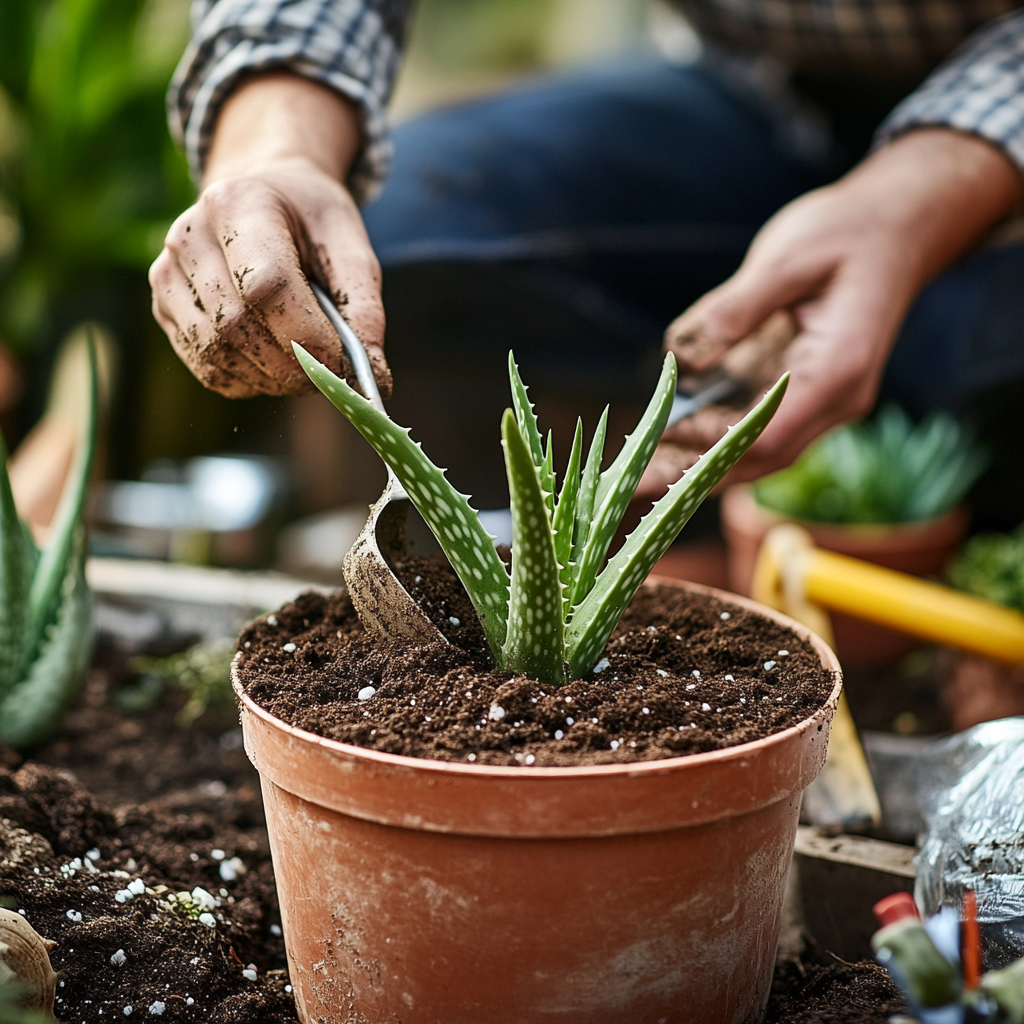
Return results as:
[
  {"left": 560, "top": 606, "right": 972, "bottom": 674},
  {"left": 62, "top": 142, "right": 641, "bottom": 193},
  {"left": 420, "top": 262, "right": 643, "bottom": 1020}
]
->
[
  {"left": 639, "top": 128, "right": 1023, "bottom": 497},
  {"left": 150, "top": 73, "right": 390, "bottom": 399}
]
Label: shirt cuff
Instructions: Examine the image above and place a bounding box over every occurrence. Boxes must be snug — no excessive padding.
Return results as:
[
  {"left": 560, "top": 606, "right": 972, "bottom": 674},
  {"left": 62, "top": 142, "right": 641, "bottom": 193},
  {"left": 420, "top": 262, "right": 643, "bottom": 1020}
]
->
[
  {"left": 876, "top": 11, "right": 1024, "bottom": 175},
  {"left": 169, "top": 0, "right": 407, "bottom": 203}
]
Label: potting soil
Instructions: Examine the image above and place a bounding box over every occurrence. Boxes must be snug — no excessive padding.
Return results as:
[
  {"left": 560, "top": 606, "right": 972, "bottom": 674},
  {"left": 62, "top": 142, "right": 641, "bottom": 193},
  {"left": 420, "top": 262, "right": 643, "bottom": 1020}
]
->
[
  {"left": 0, "top": 652, "right": 897, "bottom": 1022},
  {"left": 237, "top": 558, "right": 836, "bottom": 766}
]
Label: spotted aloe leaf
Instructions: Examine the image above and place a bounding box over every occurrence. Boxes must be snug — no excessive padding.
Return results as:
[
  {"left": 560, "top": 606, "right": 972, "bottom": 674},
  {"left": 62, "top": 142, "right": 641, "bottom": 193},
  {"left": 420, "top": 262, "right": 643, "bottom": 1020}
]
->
[
  {"left": 293, "top": 343, "right": 511, "bottom": 656},
  {"left": 500, "top": 410, "right": 565, "bottom": 684},
  {"left": 508, "top": 354, "right": 555, "bottom": 505},
  {"left": 552, "top": 419, "right": 583, "bottom": 613},
  {"left": 565, "top": 374, "right": 790, "bottom": 678},
  {"left": 570, "top": 354, "right": 677, "bottom": 608},
  {"left": 571, "top": 406, "right": 607, "bottom": 581}
]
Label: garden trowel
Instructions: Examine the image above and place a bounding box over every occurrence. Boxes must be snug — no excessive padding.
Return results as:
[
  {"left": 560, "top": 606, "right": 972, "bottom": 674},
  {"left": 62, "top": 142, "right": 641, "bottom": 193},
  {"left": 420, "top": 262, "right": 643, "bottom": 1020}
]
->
[{"left": 310, "top": 281, "right": 448, "bottom": 648}]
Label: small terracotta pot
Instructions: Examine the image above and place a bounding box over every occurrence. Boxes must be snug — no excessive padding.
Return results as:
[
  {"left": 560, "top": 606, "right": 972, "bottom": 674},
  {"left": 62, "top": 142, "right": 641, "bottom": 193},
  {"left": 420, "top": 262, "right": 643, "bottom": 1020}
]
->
[
  {"left": 234, "top": 578, "right": 841, "bottom": 1024},
  {"left": 721, "top": 485, "right": 970, "bottom": 667}
]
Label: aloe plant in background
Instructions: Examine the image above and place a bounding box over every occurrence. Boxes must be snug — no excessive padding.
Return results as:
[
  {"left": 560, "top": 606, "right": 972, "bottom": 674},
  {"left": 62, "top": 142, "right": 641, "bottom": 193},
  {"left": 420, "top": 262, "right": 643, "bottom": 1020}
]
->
[
  {"left": 0, "top": 337, "right": 96, "bottom": 748},
  {"left": 753, "top": 404, "right": 986, "bottom": 525},
  {"left": 294, "top": 344, "right": 787, "bottom": 687},
  {"left": 948, "top": 526, "right": 1024, "bottom": 612}
]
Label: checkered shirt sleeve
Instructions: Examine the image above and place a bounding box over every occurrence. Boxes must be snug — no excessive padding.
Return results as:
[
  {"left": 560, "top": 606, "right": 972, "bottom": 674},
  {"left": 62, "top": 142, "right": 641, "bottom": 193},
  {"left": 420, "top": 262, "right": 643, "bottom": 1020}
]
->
[
  {"left": 877, "top": 11, "right": 1024, "bottom": 172},
  {"left": 169, "top": 0, "right": 411, "bottom": 202}
]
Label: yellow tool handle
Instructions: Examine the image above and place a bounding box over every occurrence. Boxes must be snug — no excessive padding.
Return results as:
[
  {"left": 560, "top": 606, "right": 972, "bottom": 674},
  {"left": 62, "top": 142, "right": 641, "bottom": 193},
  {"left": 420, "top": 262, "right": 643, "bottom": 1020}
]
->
[{"left": 804, "top": 549, "right": 1024, "bottom": 665}]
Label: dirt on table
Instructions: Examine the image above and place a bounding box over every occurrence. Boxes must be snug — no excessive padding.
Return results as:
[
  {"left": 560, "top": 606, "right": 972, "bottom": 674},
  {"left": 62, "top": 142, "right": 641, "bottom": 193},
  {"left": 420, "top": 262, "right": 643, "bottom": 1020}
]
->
[{"left": 236, "top": 558, "right": 837, "bottom": 766}]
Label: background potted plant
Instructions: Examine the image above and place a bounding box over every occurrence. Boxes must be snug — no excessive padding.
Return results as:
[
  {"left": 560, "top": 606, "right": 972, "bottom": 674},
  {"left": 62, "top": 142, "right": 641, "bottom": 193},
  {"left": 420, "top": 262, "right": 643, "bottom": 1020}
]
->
[
  {"left": 232, "top": 348, "right": 841, "bottom": 1024},
  {"left": 942, "top": 527, "right": 1024, "bottom": 730},
  {"left": 722, "top": 404, "right": 986, "bottom": 666}
]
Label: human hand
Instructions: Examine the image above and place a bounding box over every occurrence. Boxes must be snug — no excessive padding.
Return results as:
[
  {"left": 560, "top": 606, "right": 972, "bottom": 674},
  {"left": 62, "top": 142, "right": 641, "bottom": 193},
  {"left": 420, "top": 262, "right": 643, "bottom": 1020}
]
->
[
  {"left": 638, "top": 129, "right": 1023, "bottom": 497},
  {"left": 150, "top": 73, "right": 390, "bottom": 399}
]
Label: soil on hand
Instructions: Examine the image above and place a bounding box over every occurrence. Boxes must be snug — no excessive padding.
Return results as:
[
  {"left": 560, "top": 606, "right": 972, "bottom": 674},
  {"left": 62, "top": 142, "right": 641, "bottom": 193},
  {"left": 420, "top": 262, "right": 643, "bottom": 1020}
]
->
[{"left": 237, "top": 559, "right": 836, "bottom": 766}]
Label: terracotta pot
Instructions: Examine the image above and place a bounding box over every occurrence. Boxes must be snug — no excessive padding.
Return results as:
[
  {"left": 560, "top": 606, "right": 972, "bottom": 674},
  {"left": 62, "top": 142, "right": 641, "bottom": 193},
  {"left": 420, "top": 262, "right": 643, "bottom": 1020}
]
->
[
  {"left": 234, "top": 578, "right": 841, "bottom": 1024},
  {"left": 721, "top": 485, "right": 970, "bottom": 668}
]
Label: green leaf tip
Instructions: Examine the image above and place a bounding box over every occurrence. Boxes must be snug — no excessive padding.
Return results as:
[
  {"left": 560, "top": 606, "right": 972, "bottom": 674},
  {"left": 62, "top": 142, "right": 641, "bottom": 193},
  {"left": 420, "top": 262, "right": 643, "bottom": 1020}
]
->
[{"left": 296, "top": 336, "right": 788, "bottom": 690}]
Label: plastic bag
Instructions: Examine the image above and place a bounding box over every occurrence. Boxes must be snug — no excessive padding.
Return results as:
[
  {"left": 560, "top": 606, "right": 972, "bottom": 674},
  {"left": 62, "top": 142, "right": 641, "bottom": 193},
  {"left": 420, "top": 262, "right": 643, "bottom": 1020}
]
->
[{"left": 914, "top": 718, "right": 1024, "bottom": 968}]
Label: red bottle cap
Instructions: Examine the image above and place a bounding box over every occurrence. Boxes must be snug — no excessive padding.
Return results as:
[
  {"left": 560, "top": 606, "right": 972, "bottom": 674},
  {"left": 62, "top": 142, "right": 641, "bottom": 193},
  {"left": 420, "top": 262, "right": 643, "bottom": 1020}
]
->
[{"left": 874, "top": 892, "right": 920, "bottom": 927}]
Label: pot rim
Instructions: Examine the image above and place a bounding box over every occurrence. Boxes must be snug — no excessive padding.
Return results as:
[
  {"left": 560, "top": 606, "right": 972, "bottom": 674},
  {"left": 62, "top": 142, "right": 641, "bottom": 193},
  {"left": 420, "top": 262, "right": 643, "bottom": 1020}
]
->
[{"left": 232, "top": 576, "right": 842, "bottom": 782}]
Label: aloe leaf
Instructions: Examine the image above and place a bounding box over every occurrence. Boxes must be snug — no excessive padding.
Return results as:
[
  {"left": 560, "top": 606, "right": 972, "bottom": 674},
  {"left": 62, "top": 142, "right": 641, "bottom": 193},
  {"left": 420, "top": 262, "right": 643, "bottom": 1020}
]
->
[
  {"left": 0, "top": 431, "right": 31, "bottom": 701},
  {"left": 571, "top": 355, "right": 676, "bottom": 608},
  {"left": 501, "top": 410, "right": 565, "bottom": 686},
  {"left": 570, "top": 406, "right": 607, "bottom": 591},
  {"left": 508, "top": 354, "right": 556, "bottom": 499},
  {"left": 0, "top": 536, "right": 91, "bottom": 748},
  {"left": 542, "top": 430, "right": 555, "bottom": 515},
  {"left": 566, "top": 374, "right": 789, "bottom": 678},
  {"left": 293, "top": 343, "right": 511, "bottom": 654},
  {"left": 26, "top": 333, "right": 97, "bottom": 661},
  {"left": 552, "top": 419, "right": 583, "bottom": 613}
]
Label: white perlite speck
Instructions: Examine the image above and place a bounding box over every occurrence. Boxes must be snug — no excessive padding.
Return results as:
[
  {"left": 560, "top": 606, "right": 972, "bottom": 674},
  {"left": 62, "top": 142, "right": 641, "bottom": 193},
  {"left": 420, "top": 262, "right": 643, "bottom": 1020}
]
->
[
  {"left": 554, "top": 730, "right": 564, "bottom": 740},
  {"left": 127, "top": 878, "right": 145, "bottom": 895},
  {"left": 357, "top": 686, "right": 376, "bottom": 701},
  {"left": 270, "top": 924, "right": 282, "bottom": 937},
  {"left": 66, "top": 910, "right": 82, "bottom": 922},
  {"left": 282, "top": 643, "right": 296, "bottom": 653},
  {"left": 724, "top": 674, "right": 734, "bottom": 682},
  {"left": 610, "top": 740, "right": 619, "bottom": 750},
  {"left": 448, "top": 616, "right": 460, "bottom": 626},
  {"left": 565, "top": 717, "right": 574, "bottom": 725},
  {"left": 110, "top": 949, "right": 127, "bottom": 967},
  {"left": 764, "top": 661, "right": 776, "bottom": 671},
  {"left": 198, "top": 913, "right": 217, "bottom": 927},
  {"left": 524, "top": 754, "right": 535, "bottom": 765},
  {"left": 701, "top": 703, "right": 711, "bottom": 712},
  {"left": 641, "top": 708, "right": 650, "bottom": 715},
  {"left": 686, "top": 683, "right": 696, "bottom": 691},
  {"left": 691, "top": 670, "right": 700, "bottom": 679},
  {"left": 123, "top": 1008, "right": 132, "bottom": 1017},
  {"left": 148, "top": 1002, "right": 166, "bottom": 1015},
  {"left": 592, "top": 658, "right": 610, "bottom": 674},
  {"left": 211, "top": 849, "right": 225, "bottom": 861},
  {"left": 267, "top": 615, "right": 277, "bottom": 626},
  {"left": 778, "top": 650, "right": 789, "bottom": 656},
  {"left": 488, "top": 704, "right": 506, "bottom": 721},
  {"left": 242, "top": 969, "right": 258, "bottom": 982},
  {"left": 720, "top": 612, "right": 731, "bottom": 620},
  {"left": 656, "top": 669, "right": 668, "bottom": 677},
  {"left": 219, "top": 857, "right": 246, "bottom": 882}
]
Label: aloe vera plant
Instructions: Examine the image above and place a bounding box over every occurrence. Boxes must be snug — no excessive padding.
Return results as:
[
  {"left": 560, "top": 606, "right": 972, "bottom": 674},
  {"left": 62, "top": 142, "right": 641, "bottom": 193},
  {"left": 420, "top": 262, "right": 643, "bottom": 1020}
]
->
[
  {"left": 295, "top": 344, "right": 787, "bottom": 687},
  {"left": 0, "top": 338, "right": 96, "bottom": 747}
]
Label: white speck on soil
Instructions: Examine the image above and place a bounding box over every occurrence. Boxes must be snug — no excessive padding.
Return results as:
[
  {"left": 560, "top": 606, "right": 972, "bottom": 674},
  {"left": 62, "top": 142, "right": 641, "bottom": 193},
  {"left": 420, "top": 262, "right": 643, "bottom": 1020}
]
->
[
  {"left": 148, "top": 1002, "right": 166, "bottom": 1015},
  {"left": 449, "top": 616, "right": 460, "bottom": 626},
  {"left": 565, "top": 717, "right": 574, "bottom": 725},
  {"left": 488, "top": 704, "right": 506, "bottom": 721},
  {"left": 524, "top": 754, "right": 535, "bottom": 765},
  {"left": 686, "top": 683, "right": 696, "bottom": 691},
  {"left": 242, "top": 969, "right": 258, "bottom": 982},
  {"left": 66, "top": 910, "right": 82, "bottom": 922},
  {"left": 270, "top": 924, "right": 282, "bottom": 937},
  {"left": 554, "top": 730, "right": 564, "bottom": 739},
  {"left": 110, "top": 949, "right": 127, "bottom": 967},
  {"left": 692, "top": 670, "right": 700, "bottom": 678},
  {"left": 592, "top": 658, "right": 610, "bottom": 674},
  {"left": 656, "top": 669, "right": 668, "bottom": 677},
  {"left": 357, "top": 685, "right": 376, "bottom": 700},
  {"left": 219, "top": 857, "right": 246, "bottom": 882},
  {"left": 467, "top": 753, "right": 476, "bottom": 762},
  {"left": 764, "top": 661, "right": 776, "bottom": 671},
  {"left": 701, "top": 703, "right": 711, "bottom": 711},
  {"left": 198, "top": 913, "right": 216, "bottom": 927},
  {"left": 778, "top": 650, "right": 789, "bottom": 656},
  {"left": 725, "top": 674, "right": 734, "bottom": 682},
  {"left": 641, "top": 708, "right": 650, "bottom": 715},
  {"left": 282, "top": 643, "right": 296, "bottom": 653},
  {"left": 720, "top": 612, "right": 731, "bottom": 620}
]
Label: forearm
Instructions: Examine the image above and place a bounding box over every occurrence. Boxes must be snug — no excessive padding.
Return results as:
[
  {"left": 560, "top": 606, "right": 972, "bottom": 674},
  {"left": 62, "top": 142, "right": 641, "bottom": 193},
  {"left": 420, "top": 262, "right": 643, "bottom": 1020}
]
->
[
  {"left": 835, "top": 128, "right": 1023, "bottom": 288},
  {"left": 204, "top": 71, "right": 363, "bottom": 186}
]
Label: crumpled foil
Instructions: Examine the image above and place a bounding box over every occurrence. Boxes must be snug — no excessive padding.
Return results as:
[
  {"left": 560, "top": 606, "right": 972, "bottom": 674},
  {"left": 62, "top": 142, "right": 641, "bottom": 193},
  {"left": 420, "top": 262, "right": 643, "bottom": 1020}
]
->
[{"left": 913, "top": 718, "right": 1024, "bottom": 966}]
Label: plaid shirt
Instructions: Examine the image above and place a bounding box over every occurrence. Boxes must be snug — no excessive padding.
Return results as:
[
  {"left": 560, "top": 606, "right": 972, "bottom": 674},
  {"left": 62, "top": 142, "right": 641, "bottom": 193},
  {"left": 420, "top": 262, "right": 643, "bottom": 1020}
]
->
[{"left": 170, "top": 0, "right": 1024, "bottom": 200}]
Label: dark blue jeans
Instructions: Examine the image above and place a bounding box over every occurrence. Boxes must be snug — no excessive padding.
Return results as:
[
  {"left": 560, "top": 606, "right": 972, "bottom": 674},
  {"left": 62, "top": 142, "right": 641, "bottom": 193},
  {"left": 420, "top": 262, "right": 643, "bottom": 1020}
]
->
[{"left": 364, "top": 58, "right": 1024, "bottom": 525}]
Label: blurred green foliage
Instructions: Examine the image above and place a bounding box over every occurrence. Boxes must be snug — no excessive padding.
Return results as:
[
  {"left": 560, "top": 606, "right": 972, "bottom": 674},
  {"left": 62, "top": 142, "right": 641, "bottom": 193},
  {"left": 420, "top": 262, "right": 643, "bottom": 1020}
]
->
[
  {"left": 948, "top": 527, "right": 1024, "bottom": 612},
  {"left": 0, "top": 0, "right": 193, "bottom": 351},
  {"left": 125, "top": 639, "right": 235, "bottom": 725},
  {"left": 753, "top": 405, "right": 987, "bottom": 525},
  {"left": 0, "top": 978, "right": 50, "bottom": 1024}
]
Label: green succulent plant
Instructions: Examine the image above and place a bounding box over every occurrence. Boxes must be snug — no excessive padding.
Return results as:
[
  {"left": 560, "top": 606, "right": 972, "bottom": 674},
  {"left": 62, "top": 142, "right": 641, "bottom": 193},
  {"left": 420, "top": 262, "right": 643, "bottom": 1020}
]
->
[
  {"left": 948, "top": 525, "right": 1024, "bottom": 612},
  {"left": 294, "top": 344, "right": 787, "bottom": 687},
  {"left": 0, "top": 337, "right": 96, "bottom": 748},
  {"left": 753, "top": 404, "right": 986, "bottom": 525}
]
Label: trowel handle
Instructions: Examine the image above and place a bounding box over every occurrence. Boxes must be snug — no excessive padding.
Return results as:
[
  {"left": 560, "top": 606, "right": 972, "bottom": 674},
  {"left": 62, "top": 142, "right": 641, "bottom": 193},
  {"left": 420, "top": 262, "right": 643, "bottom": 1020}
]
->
[{"left": 310, "top": 280, "right": 385, "bottom": 413}]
